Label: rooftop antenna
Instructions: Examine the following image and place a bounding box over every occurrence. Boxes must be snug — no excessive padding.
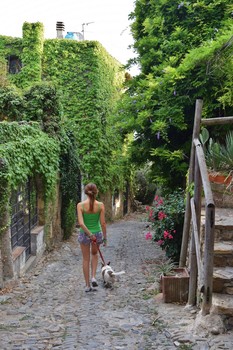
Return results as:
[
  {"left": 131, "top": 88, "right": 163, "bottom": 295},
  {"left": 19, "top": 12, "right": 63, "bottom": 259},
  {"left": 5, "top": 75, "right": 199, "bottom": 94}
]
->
[{"left": 81, "top": 22, "right": 94, "bottom": 40}]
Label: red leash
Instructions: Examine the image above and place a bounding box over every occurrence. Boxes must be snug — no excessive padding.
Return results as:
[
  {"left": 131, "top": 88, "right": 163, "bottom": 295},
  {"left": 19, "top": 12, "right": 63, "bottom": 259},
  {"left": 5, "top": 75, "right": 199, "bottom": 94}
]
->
[
  {"left": 97, "top": 245, "right": 106, "bottom": 265},
  {"left": 91, "top": 237, "right": 106, "bottom": 265}
]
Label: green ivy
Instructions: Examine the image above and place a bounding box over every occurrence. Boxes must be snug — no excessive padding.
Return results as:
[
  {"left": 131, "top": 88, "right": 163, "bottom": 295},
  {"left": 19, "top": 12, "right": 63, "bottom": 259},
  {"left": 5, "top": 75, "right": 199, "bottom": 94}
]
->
[
  {"left": 18, "top": 22, "right": 44, "bottom": 88},
  {"left": 0, "top": 22, "right": 129, "bottom": 240},
  {"left": 42, "top": 39, "right": 125, "bottom": 192},
  {"left": 0, "top": 158, "right": 11, "bottom": 234},
  {"left": 0, "top": 85, "right": 25, "bottom": 121},
  {"left": 0, "top": 121, "right": 59, "bottom": 196}
]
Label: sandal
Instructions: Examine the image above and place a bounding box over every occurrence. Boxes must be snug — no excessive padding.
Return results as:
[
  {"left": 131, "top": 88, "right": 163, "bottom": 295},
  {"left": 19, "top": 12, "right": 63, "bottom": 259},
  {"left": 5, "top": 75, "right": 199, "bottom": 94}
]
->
[{"left": 91, "top": 278, "right": 98, "bottom": 287}]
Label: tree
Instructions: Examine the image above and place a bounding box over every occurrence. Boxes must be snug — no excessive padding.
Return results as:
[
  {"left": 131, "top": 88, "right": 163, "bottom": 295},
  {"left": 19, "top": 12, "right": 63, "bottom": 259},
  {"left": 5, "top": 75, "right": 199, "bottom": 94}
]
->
[{"left": 119, "top": 0, "right": 233, "bottom": 189}]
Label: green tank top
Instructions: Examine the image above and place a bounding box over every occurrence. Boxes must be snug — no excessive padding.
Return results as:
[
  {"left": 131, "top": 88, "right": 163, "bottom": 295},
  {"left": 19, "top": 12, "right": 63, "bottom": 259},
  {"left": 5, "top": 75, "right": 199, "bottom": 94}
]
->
[{"left": 80, "top": 203, "right": 101, "bottom": 234}]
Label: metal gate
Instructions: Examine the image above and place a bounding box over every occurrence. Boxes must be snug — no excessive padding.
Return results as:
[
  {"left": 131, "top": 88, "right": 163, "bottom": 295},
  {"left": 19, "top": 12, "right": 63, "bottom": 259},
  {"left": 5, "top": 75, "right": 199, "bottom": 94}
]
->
[{"left": 10, "top": 179, "right": 38, "bottom": 260}]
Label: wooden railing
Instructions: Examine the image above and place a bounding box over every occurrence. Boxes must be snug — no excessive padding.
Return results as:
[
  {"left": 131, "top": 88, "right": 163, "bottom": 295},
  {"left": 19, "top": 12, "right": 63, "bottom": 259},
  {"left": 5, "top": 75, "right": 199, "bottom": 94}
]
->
[{"left": 179, "top": 99, "right": 233, "bottom": 315}]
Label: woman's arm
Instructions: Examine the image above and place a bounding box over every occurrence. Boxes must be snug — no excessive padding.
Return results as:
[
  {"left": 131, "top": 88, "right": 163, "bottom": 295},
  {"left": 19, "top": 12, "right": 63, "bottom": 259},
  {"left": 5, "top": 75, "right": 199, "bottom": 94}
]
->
[{"left": 100, "top": 203, "right": 107, "bottom": 243}]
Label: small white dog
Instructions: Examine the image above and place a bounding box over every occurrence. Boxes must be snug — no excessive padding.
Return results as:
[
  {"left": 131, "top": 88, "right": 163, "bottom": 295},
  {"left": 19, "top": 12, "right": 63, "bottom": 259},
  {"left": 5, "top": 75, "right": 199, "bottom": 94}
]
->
[{"left": 101, "top": 262, "right": 125, "bottom": 288}]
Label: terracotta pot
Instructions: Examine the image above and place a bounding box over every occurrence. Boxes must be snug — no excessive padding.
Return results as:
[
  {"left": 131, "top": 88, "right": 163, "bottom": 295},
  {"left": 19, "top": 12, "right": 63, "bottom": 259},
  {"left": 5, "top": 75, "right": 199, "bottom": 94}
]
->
[
  {"left": 161, "top": 268, "right": 189, "bottom": 303},
  {"left": 209, "top": 173, "right": 232, "bottom": 186}
]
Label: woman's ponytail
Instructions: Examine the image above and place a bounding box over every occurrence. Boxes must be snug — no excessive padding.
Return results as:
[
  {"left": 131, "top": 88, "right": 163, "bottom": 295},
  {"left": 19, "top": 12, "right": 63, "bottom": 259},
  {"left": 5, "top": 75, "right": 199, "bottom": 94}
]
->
[{"left": 84, "top": 183, "right": 98, "bottom": 212}]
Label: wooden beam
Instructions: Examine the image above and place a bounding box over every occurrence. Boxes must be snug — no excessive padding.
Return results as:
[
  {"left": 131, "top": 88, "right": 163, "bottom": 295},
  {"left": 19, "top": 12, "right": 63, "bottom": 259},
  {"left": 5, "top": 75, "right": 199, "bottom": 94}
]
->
[
  {"left": 190, "top": 198, "right": 203, "bottom": 288},
  {"left": 201, "top": 117, "right": 233, "bottom": 126},
  {"left": 179, "top": 99, "right": 203, "bottom": 268},
  {"left": 193, "top": 138, "right": 214, "bottom": 207},
  {"left": 202, "top": 204, "right": 215, "bottom": 316}
]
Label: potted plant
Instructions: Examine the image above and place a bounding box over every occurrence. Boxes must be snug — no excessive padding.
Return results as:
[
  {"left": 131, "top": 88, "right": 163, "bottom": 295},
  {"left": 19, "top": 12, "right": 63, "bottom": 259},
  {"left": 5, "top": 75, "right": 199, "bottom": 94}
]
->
[
  {"left": 157, "top": 258, "right": 189, "bottom": 303},
  {"left": 200, "top": 128, "right": 233, "bottom": 207},
  {"left": 200, "top": 128, "right": 233, "bottom": 187}
]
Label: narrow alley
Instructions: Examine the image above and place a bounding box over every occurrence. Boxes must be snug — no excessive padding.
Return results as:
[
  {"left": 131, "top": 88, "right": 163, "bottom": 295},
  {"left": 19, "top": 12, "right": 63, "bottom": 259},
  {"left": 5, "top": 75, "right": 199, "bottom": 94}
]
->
[{"left": 0, "top": 214, "right": 233, "bottom": 350}]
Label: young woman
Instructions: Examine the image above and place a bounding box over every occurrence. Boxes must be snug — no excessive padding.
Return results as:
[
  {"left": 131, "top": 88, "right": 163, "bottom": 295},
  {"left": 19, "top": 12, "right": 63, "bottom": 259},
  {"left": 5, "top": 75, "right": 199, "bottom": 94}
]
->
[{"left": 77, "top": 183, "right": 107, "bottom": 292}]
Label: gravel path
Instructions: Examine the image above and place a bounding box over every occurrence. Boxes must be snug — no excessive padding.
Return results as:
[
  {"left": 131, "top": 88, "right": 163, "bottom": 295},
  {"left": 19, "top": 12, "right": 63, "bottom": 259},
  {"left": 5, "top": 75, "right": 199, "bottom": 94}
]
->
[{"left": 0, "top": 213, "right": 233, "bottom": 349}]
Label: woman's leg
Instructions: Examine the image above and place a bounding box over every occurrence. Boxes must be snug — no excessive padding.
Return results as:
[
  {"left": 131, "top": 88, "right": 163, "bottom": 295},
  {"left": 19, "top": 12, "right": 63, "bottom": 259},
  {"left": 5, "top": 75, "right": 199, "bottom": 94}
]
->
[
  {"left": 80, "top": 243, "right": 91, "bottom": 287},
  {"left": 91, "top": 243, "right": 98, "bottom": 279}
]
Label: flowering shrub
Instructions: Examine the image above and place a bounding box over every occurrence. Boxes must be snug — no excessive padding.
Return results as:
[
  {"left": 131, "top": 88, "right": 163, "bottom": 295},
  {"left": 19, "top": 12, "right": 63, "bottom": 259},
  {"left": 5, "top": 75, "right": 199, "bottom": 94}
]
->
[{"left": 146, "top": 190, "right": 185, "bottom": 262}]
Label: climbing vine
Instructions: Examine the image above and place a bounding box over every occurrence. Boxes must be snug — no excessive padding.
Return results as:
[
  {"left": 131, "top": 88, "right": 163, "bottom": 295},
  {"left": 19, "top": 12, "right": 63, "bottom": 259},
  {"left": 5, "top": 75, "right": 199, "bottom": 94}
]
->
[
  {"left": 42, "top": 39, "right": 125, "bottom": 192},
  {"left": 0, "top": 22, "right": 127, "bottom": 240},
  {"left": 0, "top": 121, "right": 60, "bottom": 193}
]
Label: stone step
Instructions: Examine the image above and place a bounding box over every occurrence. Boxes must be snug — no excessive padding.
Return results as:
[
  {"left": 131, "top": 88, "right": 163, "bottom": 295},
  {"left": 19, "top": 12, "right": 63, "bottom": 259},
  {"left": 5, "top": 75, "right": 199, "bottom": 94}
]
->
[
  {"left": 214, "top": 208, "right": 233, "bottom": 241},
  {"left": 213, "top": 267, "right": 233, "bottom": 293},
  {"left": 201, "top": 208, "right": 233, "bottom": 242},
  {"left": 212, "top": 293, "right": 233, "bottom": 316},
  {"left": 214, "top": 241, "right": 233, "bottom": 267}
]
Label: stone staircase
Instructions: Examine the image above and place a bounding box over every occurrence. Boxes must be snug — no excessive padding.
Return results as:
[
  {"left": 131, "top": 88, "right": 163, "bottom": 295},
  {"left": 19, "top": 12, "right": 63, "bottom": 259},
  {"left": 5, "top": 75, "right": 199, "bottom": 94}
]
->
[{"left": 201, "top": 208, "right": 233, "bottom": 316}]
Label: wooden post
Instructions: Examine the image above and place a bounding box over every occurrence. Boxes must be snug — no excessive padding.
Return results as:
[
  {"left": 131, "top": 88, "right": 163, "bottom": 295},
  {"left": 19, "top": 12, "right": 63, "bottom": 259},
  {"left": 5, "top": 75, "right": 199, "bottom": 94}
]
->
[
  {"left": 187, "top": 150, "right": 202, "bottom": 306},
  {"left": 179, "top": 99, "right": 203, "bottom": 267},
  {"left": 193, "top": 138, "right": 215, "bottom": 315},
  {"left": 202, "top": 204, "right": 215, "bottom": 315}
]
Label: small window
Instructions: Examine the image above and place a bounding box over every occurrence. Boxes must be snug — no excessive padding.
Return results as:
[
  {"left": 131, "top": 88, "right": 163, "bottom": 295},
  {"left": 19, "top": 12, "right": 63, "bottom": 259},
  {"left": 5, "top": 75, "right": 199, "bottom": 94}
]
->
[{"left": 8, "top": 55, "right": 22, "bottom": 74}]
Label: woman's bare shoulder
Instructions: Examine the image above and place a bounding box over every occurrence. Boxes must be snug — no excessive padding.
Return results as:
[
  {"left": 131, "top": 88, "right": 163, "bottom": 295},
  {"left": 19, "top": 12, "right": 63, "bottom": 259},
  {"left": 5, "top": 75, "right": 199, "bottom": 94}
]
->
[
  {"left": 97, "top": 201, "right": 105, "bottom": 210},
  {"left": 77, "top": 201, "right": 86, "bottom": 208}
]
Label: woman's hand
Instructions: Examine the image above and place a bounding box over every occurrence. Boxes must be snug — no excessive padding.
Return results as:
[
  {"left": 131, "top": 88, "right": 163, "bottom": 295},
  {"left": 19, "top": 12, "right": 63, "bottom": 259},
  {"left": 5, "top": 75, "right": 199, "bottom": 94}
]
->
[
  {"left": 103, "top": 238, "right": 107, "bottom": 247},
  {"left": 90, "top": 235, "right": 97, "bottom": 243}
]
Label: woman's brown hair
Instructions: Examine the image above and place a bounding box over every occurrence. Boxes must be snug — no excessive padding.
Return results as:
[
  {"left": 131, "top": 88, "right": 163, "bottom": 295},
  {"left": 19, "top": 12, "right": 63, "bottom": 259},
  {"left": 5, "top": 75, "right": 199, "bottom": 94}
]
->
[{"left": 84, "top": 183, "right": 98, "bottom": 212}]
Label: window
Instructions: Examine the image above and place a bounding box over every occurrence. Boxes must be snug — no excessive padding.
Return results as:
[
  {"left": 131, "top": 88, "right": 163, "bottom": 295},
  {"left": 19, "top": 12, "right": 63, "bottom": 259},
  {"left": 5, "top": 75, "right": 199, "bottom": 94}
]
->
[{"left": 8, "top": 55, "right": 22, "bottom": 74}]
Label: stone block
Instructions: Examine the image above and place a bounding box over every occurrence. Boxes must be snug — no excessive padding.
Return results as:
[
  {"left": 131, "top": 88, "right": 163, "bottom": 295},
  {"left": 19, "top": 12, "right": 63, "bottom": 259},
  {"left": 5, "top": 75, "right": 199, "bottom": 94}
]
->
[
  {"left": 12, "top": 246, "right": 26, "bottom": 278},
  {"left": 31, "top": 226, "right": 45, "bottom": 256}
]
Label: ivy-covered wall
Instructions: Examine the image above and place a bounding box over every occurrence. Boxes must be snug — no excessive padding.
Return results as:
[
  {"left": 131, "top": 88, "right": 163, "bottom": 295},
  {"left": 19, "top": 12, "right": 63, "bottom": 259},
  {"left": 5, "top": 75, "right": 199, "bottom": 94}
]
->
[
  {"left": 0, "top": 22, "right": 125, "bottom": 193},
  {"left": 0, "top": 22, "right": 127, "bottom": 247},
  {"left": 42, "top": 39, "right": 125, "bottom": 191}
]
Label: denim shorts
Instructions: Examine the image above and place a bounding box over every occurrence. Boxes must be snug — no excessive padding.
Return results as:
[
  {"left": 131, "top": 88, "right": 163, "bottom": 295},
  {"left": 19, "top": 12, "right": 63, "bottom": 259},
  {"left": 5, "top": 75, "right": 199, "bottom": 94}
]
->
[{"left": 78, "top": 232, "right": 103, "bottom": 245}]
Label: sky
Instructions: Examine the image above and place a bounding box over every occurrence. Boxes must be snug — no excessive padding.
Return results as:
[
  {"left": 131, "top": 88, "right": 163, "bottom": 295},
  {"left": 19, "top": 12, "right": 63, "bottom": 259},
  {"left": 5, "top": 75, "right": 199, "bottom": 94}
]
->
[{"left": 0, "top": 0, "right": 139, "bottom": 75}]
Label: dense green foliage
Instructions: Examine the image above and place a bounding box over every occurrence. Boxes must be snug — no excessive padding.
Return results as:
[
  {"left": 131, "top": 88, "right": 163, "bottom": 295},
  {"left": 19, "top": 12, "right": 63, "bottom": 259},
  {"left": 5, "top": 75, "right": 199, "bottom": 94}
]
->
[
  {"left": 42, "top": 39, "right": 125, "bottom": 191},
  {"left": 120, "top": 0, "right": 233, "bottom": 189},
  {"left": 0, "top": 22, "right": 127, "bottom": 239},
  {"left": 59, "top": 124, "right": 81, "bottom": 239},
  {"left": 23, "top": 82, "right": 62, "bottom": 136},
  {"left": 134, "top": 163, "right": 157, "bottom": 204},
  {"left": 19, "top": 22, "right": 44, "bottom": 88},
  {"left": 0, "top": 85, "right": 25, "bottom": 120},
  {"left": 0, "top": 121, "right": 60, "bottom": 194}
]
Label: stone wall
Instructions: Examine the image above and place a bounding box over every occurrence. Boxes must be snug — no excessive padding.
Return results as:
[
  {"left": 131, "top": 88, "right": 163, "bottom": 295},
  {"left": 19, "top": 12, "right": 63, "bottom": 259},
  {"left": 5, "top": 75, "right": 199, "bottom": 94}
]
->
[{"left": 0, "top": 176, "right": 63, "bottom": 287}]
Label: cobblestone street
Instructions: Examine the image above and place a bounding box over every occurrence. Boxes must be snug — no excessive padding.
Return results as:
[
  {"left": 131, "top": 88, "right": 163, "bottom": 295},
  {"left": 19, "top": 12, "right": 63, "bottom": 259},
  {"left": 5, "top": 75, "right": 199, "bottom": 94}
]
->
[{"left": 1, "top": 214, "right": 233, "bottom": 349}]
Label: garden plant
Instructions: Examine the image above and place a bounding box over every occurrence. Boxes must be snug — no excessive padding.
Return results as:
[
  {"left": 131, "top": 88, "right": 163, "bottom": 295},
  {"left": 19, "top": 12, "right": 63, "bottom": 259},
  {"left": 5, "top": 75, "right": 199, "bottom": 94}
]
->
[{"left": 146, "top": 190, "right": 185, "bottom": 262}]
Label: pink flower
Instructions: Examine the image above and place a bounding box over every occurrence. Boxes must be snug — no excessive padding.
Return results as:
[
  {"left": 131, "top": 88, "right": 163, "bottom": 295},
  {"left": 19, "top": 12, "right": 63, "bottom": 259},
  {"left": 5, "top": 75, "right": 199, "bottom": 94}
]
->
[
  {"left": 145, "top": 206, "right": 150, "bottom": 211},
  {"left": 157, "top": 239, "right": 164, "bottom": 246},
  {"left": 158, "top": 211, "right": 166, "bottom": 220},
  {"left": 154, "top": 196, "right": 164, "bottom": 206},
  {"left": 168, "top": 234, "right": 173, "bottom": 239},
  {"left": 145, "top": 232, "right": 152, "bottom": 240},
  {"left": 163, "top": 230, "right": 169, "bottom": 239}
]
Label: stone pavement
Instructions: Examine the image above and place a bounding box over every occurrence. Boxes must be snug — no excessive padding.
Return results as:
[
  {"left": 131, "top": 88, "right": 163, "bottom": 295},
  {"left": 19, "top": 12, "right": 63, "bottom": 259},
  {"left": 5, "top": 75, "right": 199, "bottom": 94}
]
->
[{"left": 0, "top": 213, "right": 233, "bottom": 350}]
